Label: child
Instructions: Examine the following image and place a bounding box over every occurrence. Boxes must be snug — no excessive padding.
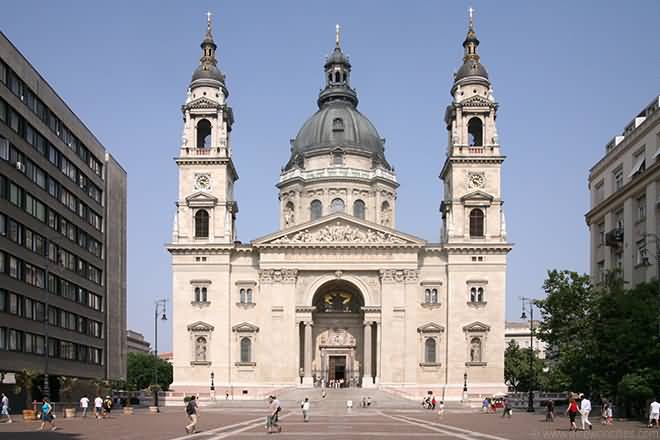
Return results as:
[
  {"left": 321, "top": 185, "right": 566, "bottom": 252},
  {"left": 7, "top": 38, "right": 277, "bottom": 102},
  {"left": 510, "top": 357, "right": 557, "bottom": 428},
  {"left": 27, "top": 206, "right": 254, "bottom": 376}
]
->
[{"left": 437, "top": 400, "right": 445, "bottom": 417}]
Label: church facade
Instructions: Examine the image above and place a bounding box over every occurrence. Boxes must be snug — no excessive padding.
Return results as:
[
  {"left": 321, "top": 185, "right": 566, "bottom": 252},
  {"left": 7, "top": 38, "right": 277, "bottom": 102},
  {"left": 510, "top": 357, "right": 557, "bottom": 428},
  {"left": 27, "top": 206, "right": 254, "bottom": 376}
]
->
[{"left": 168, "top": 15, "right": 512, "bottom": 401}]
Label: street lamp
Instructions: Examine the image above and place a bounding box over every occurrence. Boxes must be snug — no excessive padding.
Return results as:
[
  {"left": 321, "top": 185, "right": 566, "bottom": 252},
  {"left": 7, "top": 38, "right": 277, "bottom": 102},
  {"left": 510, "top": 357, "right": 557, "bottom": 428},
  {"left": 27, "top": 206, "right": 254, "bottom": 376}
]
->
[
  {"left": 520, "top": 296, "right": 536, "bottom": 413},
  {"left": 463, "top": 371, "right": 468, "bottom": 400},
  {"left": 153, "top": 299, "right": 167, "bottom": 410}
]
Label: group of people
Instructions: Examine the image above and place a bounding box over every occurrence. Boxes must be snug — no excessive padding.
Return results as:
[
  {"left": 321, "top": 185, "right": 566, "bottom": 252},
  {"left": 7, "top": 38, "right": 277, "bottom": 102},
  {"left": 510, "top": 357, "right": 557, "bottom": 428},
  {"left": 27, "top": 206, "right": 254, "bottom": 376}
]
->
[{"left": 82, "top": 395, "right": 113, "bottom": 419}]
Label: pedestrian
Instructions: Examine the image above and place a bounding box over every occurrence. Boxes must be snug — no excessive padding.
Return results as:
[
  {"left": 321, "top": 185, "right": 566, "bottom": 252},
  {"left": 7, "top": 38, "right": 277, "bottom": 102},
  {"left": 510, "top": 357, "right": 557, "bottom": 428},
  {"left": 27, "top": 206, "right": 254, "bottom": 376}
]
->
[
  {"left": 38, "top": 397, "right": 56, "bottom": 431},
  {"left": 185, "top": 395, "right": 199, "bottom": 434},
  {"left": 94, "top": 395, "right": 103, "bottom": 419},
  {"left": 321, "top": 389, "right": 327, "bottom": 399},
  {"left": 502, "top": 399, "right": 512, "bottom": 418},
  {"left": 431, "top": 395, "right": 436, "bottom": 410},
  {"left": 103, "top": 395, "right": 113, "bottom": 418},
  {"left": 1, "top": 393, "right": 12, "bottom": 423},
  {"left": 601, "top": 400, "right": 609, "bottom": 425},
  {"left": 266, "top": 395, "right": 282, "bottom": 433},
  {"left": 580, "top": 394, "right": 592, "bottom": 431},
  {"left": 606, "top": 401, "right": 613, "bottom": 424},
  {"left": 482, "top": 398, "right": 489, "bottom": 414},
  {"left": 649, "top": 398, "right": 660, "bottom": 428},
  {"left": 225, "top": 391, "right": 229, "bottom": 400},
  {"left": 545, "top": 400, "right": 555, "bottom": 422},
  {"left": 79, "top": 395, "right": 89, "bottom": 418},
  {"left": 566, "top": 397, "right": 579, "bottom": 432},
  {"left": 437, "top": 400, "right": 445, "bottom": 417},
  {"left": 367, "top": 396, "right": 372, "bottom": 407},
  {"left": 301, "top": 397, "right": 310, "bottom": 422}
]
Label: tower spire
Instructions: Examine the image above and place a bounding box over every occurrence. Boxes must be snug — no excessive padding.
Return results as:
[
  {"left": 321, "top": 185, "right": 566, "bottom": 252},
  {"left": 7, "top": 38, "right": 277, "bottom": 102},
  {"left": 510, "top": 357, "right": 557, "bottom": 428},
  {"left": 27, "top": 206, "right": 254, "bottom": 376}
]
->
[
  {"left": 468, "top": 6, "right": 475, "bottom": 30},
  {"left": 336, "top": 23, "right": 341, "bottom": 48},
  {"left": 190, "top": 11, "right": 226, "bottom": 85},
  {"left": 463, "top": 7, "right": 480, "bottom": 62},
  {"left": 318, "top": 25, "right": 357, "bottom": 108}
]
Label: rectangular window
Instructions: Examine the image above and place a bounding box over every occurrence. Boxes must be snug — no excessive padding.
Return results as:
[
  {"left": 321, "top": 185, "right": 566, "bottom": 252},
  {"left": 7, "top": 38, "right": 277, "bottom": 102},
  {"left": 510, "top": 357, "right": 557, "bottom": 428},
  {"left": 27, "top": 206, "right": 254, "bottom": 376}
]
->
[
  {"left": 613, "top": 166, "right": 624, "bottom": 191},
  {"left": 0, "top": 327, "right": 5, "bottom": 350},
  {"left": 0, "top": 289, "right": 5, "bottom": 312},
  {"left": 637, "top": 195, "right": 646, "bottom": 221},
  {"left": 615, "top": 209, "right": 624, "bottom": 231},
  {"left": 0, "top": 136, "right": 8, "bottom": 160},
  {"left": 597, "top": 222, "right": 605, "bottom": 246},
  {"left": 636, "top": 239, "right": 648, "bottom": 266}
]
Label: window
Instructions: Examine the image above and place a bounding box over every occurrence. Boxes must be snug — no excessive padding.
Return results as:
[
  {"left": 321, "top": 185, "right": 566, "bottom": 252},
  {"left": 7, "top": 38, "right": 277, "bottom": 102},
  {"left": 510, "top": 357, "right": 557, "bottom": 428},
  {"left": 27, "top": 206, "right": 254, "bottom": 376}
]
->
[
  {"left": 331, "top": 198, "right": 345, "bottom": 213},
  {"left": 246, "top": 288, "right": 253, "bottom": 304},
  {"left": 0, "top": 327, "right": 4, "bottom": 350},
  {"left": 614, "top": 252, "right": 623, "bottom": 270},
  {"left": 629, "top": 150, "right": 646, "bottom": 178},
  {"left": 469, "top": 337, "right": 482, "bottom": 363},
  {"left": 637, "top": 195, "right": 646, "bottom": 221},
  {"left": 467, "top": 117, "right": 483, "bottom": 146},
  {"left": 424, "top": 288, "right": 439, "bottom": 304},
  {"left": 332, "top": 151, "right": 343, "bottom": 165},
  {"left": 240, "top": 337, "right": 252, "bottom": 363},
  {"left": 469, "top": 287, "right": 485, "bottom": 303},
  {"left": 310, "top": 200, "right": 322, "bottom": 220},
  {"left": 424, "top": 338, "right": 437, "bottom": 364},
  {"left": 613, "top": 167, "right": 624, "bottom": 191},
  {"left": 195, "top": 336, "right": 208, "bottom": 362},
  {"left": 194, "top": 210, "right": 209, "bottom": 238},
  {"left": 614, "top": 209, "right": 624, "bottom": 231},
  {"left": 239, "top": 288, "right": 246, "bottom": 304},
  {"left": 196, "top": 119, "right": 212, "bottom": 148},
  {"left": 636, "top": 239, "right": 648, "bottom": 266},
  {"left": 332, "top": 118, "right": 344, "bottom": 132},
  {"left": 597, "top": 222, "right": 605, "bottom": 246},
  {"left": 194, "top": 287, "right": 208, "bottom": 303},
  {"left": 469, "top": 209, "right": 484, "bottom": 237},
  {"left": 0, "top": 136, "right": 8, "bottom": 160},
  {"left": 353, "top": 200, "right": 365, "bottom": 219},
  {"left": 594, "top": 180, "right": 604, "bottom": 204}
]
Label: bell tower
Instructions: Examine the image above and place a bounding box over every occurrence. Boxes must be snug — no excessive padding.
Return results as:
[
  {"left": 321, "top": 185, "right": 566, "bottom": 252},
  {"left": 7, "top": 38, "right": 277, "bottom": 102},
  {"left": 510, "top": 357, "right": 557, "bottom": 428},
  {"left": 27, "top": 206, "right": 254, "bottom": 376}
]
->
[
  {"left": 173, "top": 13, "right": 238, "bottom": 244},
  {"left": 440, "top": 8, "right": 506, "bottom": 245}
]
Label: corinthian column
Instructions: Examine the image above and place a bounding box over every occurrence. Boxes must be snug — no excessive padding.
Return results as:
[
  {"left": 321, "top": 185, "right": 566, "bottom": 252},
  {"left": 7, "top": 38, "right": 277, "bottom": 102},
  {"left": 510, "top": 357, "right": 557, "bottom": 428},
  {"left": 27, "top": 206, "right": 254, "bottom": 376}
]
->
[
  {"left": 303, "top": 321, "right": 313, "bottom": 386},
  {"left": 362, "top": 321, "right": 373, "bottom": 387}
]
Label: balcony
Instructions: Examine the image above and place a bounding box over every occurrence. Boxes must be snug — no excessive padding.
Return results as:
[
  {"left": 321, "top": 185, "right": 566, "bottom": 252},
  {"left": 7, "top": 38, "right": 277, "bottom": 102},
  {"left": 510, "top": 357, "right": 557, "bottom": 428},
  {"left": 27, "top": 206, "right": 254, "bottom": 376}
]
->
[{"left": 605, "top": 228, "right": 623, "bottom": 247}]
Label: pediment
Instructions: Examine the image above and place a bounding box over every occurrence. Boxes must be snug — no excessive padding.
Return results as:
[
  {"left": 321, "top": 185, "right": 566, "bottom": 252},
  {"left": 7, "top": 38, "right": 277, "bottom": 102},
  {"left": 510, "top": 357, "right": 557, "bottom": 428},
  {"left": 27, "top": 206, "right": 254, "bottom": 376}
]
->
[
  {"left": 463, "top": 321, "right": 491, "bottom": 332},
  {"left": 252, "top": 213, "right": 425, "bottom": 247},
  {"left": 186, "top": 191, "right": 218, "bottom": 207},
  {"left": 417, "top": 322, "right": 445, "bottom": 333},
  {"left": 460, "top": 95, "right": 493, "bottom": 108},
  {"left": 232, "top": 322, "right": 260, "bottom": 333},
  {"left": 187, "top": 321, "right": 214, "bottom": 332},
  {"left": 460, "top": 190, "right": 494, "bottom": 203},
  {"left": 185, "top": 96, "right": 222, "bottom": 110}
]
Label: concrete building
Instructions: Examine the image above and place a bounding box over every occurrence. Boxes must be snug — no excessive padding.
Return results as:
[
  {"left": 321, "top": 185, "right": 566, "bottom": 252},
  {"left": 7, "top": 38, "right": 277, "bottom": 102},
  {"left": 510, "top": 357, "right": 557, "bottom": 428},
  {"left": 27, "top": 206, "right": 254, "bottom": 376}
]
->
[
  {"left": 0, "top": 32, "right": 127, "bottom": 381},
  {"left": 126, "top": 330, "right": 151, "bottom": 354},
  {"left": 504, "top": 320, "right": 546, "bottom": 359},
  {"left": 168, "top": 14, "right": 512, "bottom": 401},
  {"left": 586, "top": 96, "right": 660, "bottom": 285}
]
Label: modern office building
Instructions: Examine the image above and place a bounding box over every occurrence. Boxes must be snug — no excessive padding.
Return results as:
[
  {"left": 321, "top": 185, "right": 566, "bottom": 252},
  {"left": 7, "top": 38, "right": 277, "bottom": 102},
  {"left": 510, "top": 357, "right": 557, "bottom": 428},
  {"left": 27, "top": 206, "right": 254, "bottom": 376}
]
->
[
  {"left": 0, "top": 32, "right": 127, "bottom": 383},
  {"left": 586, "top": 96, "right": 660, "bottom": 285},
  {"left": 126, "top": 330, "right": 151, "bottom": 354}
]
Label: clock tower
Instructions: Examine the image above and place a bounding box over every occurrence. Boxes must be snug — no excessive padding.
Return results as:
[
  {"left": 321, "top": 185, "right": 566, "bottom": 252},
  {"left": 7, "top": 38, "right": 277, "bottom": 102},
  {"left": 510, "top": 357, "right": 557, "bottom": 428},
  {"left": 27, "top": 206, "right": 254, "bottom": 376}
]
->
[
  {"left": 172, "top": 14, "right": 238, "bottom": 245},
  {"left": 440, "top": 10, "right": 506, "bottom": 246}
]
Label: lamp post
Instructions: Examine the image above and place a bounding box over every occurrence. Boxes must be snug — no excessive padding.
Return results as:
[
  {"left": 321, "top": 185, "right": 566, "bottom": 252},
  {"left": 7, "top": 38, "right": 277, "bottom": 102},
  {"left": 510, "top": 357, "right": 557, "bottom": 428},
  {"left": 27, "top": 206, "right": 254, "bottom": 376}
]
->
[
  {"left": 463, "top": 371, "right": 468, "bottom": 401},
  {"left": 520, "top": 296, "right": 536, "bottom": 413},
  {"left": 210, "top": 371, "right": 215, "bottom": 400},
  {"left": 153, "top": 299, "right": 167, "bottom": 410}
]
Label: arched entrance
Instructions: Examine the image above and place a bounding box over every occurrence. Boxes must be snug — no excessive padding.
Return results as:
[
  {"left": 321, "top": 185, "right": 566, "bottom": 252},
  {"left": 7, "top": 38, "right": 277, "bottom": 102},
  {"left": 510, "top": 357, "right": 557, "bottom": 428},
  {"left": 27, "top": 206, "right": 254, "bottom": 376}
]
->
[{"left": 302, "top": 280, "right": 365, "bottom": 387}]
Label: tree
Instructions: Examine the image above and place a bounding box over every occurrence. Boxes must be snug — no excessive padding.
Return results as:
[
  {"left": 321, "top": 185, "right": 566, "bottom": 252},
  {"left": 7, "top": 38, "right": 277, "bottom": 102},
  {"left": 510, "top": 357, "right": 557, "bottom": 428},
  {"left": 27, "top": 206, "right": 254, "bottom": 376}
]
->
[
  {"left": 504, "top": 340, "right": 545, "bottom": 392},
  {"left": 14, "top": 369, "right": 39, "bottom": 408},
  {"left": 127, "top": 352, "right": 173, "bottom": 391},
  {"left": 58, "top": 376, "right": 78, "bottom": 404}
]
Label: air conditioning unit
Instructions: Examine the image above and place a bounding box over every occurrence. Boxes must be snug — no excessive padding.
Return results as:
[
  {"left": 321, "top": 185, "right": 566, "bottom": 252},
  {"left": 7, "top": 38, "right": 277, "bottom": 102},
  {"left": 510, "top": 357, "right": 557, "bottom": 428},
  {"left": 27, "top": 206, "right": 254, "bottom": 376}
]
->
[{"left": 16, "top": 161, "right": 25, "bottom": 172}]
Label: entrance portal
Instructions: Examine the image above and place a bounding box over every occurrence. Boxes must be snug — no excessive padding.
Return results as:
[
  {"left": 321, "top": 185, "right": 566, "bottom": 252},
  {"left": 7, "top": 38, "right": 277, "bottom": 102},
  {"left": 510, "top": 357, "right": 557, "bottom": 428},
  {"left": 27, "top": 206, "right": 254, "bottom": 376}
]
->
[{"left": 329, "top": 355, "right": 346, "bottom": 382}]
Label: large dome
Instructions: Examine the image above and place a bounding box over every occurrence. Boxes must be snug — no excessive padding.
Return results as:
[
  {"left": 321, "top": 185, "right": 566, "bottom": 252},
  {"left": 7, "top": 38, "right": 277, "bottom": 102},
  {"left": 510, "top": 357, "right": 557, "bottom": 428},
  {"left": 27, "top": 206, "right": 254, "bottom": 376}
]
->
[{"left": 292, "top": 101, "right": 384, "bottom": 156}]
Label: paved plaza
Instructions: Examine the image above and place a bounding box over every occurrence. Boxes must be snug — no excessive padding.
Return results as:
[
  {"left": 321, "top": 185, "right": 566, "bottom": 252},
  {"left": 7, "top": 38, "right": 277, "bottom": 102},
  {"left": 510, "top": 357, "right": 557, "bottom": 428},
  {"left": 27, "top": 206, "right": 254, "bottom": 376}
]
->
[{"left": 1, "top": 404, "right": 659, "bottom": 440}]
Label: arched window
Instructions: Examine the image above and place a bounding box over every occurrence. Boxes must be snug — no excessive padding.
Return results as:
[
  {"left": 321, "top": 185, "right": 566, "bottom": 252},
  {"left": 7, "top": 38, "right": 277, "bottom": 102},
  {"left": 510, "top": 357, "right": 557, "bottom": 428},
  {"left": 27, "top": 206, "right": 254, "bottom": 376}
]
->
[
  {"left": 310, "top": 200, "right": 322, "bottom": 220},
  {"left": 425, "top": 338, "right": 437, "bottom": 363},
  {"left": 332, "top": 118, "right": 344, "bottom": 132},
  {"left": 240, "top": 337, "right": 252, "bottom": 363},
  {"left": 469, "top": 209, "right": 484, "bottom": 237},
  {"left": 424, "top": 289, "right": 431, "bottom": 304},
  {"left": 195, "top": 336, "right": 207, "bottom": 362},
  {"left": 247, "top": 289, "right": 253, "bottom": 303},
  {"left": 328, "top": 72, "right": 332, "bottom": 82},
  {"left": 381, "top": 201, "right": 392, "bottom": 226},
  {"left": 353, "top": 200, "right": 365, "bottom": 219},
  {"left": 194, "top": 287, "right": 208, "bottom": 303},
  {"left": 195, "top": 210, "right": 209, "bottom": 238},
  {"left": 467, "top": 117, "right": 483, "bottom": 147},
  {"left": 470, "top": 337, "right": 482, "bottom": 363},
  {"left": 331, "top": 198, "right": 345, "bottom": 213},
  {"left": 476, "top": 287, "right": 484, "bottom": 303},
  {"left": 332, "top": 150, "right": 344, "bottom": 165},
  {"left": 239, "top": 288, "right": 246, "bottom": 304},
  {"left": 431, "top": 288, "right": 438, "bottom": 304},
  {"left": 196, "top": 119, "right": 212, "bottom": 148},
  {"left": 334, "top": 71, "right": 341, "bottom": 82},
  {"left": 470, "top": 287, "right": 477, "bottom": 303}
]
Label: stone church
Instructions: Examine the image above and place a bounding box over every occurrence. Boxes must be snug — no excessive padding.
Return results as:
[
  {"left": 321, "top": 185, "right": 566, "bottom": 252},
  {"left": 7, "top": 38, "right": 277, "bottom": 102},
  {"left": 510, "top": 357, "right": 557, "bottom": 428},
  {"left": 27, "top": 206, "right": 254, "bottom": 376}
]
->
[{"left": 167, "top": 14, "right": 512, "bottom": 401}]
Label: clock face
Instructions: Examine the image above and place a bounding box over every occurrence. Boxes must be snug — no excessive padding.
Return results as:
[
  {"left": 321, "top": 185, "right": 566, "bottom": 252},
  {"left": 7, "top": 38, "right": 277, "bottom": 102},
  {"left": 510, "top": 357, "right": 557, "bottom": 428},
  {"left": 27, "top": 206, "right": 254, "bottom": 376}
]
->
[
  {"left": 195, "top": 174, "right": 211, "bottom": 191},
  {"left": 468, "top": 173, "right": 485, "bottom": 189}
]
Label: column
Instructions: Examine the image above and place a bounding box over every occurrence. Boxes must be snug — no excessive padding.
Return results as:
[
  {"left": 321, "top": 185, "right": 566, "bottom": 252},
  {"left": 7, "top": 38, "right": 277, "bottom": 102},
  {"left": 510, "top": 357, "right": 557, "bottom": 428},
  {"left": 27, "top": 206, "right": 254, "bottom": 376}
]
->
[
  {"left": 295, "top": 322, "right": 301, "bottom": 384},
  {"left": 374, "top": 321, "right": 381, "bottom": 385},
  {"left": 362, "top": 321, "right": 373, "bottom": 387},
  {"left": 303, "top": 321, "right": 313, "bottom": 386}
]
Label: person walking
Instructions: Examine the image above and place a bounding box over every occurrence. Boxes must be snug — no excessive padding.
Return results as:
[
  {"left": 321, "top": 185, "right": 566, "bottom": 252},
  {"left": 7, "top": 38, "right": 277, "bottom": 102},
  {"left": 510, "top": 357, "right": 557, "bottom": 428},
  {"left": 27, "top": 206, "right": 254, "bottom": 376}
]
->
[
  {"left": 437, "top": 400, "right": 445, "bottom": 417},
  {"left": 300, "top": 397, "right": 310, "bottom": 422},
  {"left": 545, "top": 400, "right": 555, "bottom": 422},
  {"left": 649, "top": 398, "right": 660, "bottom": 428},
  {"left": 266, "top": 395, "right": 282, "bottom": 433},
  {"left": 38, "top": 398, "right": 56, "bottom": 431},
  {"left": 502, "top": 399, "right": 512, "bottom": 418},
  {"left": 103, "top": 395, "right": 113, "bottom": 418},
  {"left": 580, "top": 394, "right": 592, "bottom": 431},
  {"left": 79, "top": 395, "right": 89, "bottom": 418},
  {"left": 1, "top": 393, "right": 12, "bottom": 423},
  {"left": 601, "top": 400, "right": 609, "bottom": 425},
  {"left": 566, "top": 397, "right": 579, "bottom": 432},
  {"left": 185, "top": 395, "right": 199, "bottom": 434},
  {"left": 482, "top": 398, "right": 489, "bottom": 414},
  {"left": 94, "top": 395, "right": 103, "bottom": 419}
]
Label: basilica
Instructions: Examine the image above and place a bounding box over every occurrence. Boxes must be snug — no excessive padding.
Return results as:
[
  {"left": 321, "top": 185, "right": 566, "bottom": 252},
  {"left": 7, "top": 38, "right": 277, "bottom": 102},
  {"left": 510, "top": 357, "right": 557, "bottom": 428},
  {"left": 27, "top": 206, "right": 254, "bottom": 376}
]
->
[{"left": 167, "top": 13, "right": 512, "bottom": 402}]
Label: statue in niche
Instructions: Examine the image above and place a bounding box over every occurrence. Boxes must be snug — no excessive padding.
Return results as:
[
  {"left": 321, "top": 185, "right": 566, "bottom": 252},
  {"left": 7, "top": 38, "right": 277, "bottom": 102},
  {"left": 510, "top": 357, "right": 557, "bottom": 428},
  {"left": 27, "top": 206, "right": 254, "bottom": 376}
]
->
[
  {"left": 470, "top": 338, "right": 481, "bottom": 363},
  {"left": 284, "top": 203, "right": 295, "bottom": 227},
  {"left": 195, "top": 336, "right": 207, "bottom": 362}
]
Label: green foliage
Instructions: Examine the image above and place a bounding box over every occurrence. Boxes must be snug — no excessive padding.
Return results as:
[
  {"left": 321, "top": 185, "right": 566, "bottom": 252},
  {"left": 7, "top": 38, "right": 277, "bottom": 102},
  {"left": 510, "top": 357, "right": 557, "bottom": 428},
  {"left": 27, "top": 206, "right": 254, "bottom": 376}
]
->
[
  {"left": 92, "top": 379, "right": 111, "bottom": 396},
  {"left": 127, "top": 352, "right": 173, "bottom": 391},
  {"left": 504, "top": 340, "right": 544, "bottom": 392},
  {"left": 535, "top": 269, "right": 660, "bottom": 414},
  {"left": 58, "top": 376, "right": 78, "bottom": 403},
  {"left": 15, "top": 369, "right": 39, "bottom": 407}
]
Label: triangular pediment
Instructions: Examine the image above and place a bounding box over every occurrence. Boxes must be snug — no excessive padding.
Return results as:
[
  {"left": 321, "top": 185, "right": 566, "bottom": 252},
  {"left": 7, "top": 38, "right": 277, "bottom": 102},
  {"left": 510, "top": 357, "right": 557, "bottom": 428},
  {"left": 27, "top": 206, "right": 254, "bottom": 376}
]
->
[
  {"left": 252, "top": 213, "right": 425, "bottom": 247},
  {"left": 184, "top": 96, "right": 222, "bottom": 110},
  {"left": 185, "top": 191, "right": 218, "bottom": 207},
  {"left": 463, "top": 321, "right": 491, "bottom": 332},
  {"left": 417, "top": 322, "right": 445, "bottom": 333},
  {"left": 460, "top": 190, "right": 494, "bottom": 202},
  {"left": 232, "top": 322, "right": 260, "bottom": 333},
  {"left": 460, "top": 95, "right": 493, "bottom": 108},
  {"left": 187, "top": 321, "right": 214, "bottom": 332}
]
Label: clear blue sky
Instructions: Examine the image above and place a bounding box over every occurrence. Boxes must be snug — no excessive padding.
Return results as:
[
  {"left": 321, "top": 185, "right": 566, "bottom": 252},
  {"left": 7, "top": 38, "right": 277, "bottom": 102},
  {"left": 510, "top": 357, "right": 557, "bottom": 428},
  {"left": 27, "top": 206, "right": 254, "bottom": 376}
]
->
[{"left": 2, "top": 1, "right": 658, "bottom": 351}]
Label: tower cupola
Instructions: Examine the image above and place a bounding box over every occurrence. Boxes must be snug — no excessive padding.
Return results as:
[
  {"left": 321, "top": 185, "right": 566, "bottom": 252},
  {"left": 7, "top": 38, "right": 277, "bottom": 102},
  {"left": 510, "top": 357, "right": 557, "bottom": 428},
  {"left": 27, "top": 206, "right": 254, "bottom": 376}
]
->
[
  {"left": 191, "top": 12, "right": 226, "bottom": 87},
  {"left": 318, "top": 25, "right": 358, "bottom": 108},
  {"left": 453, "top": 7, "right": 490, "bottom": 85}
]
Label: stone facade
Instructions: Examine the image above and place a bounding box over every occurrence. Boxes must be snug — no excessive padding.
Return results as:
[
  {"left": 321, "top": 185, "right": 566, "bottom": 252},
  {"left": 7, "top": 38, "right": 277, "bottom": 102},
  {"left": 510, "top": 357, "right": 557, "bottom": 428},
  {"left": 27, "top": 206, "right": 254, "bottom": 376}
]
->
[{"left": 167, "top": 15, "right": 512, "bottom": 401}]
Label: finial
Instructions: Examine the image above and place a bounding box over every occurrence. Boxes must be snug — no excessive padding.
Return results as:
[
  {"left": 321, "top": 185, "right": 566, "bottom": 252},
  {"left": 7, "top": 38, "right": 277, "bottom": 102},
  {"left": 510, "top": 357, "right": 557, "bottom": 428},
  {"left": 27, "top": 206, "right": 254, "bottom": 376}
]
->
[
  {"left": 468, "top": 6, "right": 475, "bottom": 30},
  {"left": 206, "top": 11, "right": 213, "bottom": 32},
  {"left": 335, "top": 23, "right": 341, "bottom": 47}
]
